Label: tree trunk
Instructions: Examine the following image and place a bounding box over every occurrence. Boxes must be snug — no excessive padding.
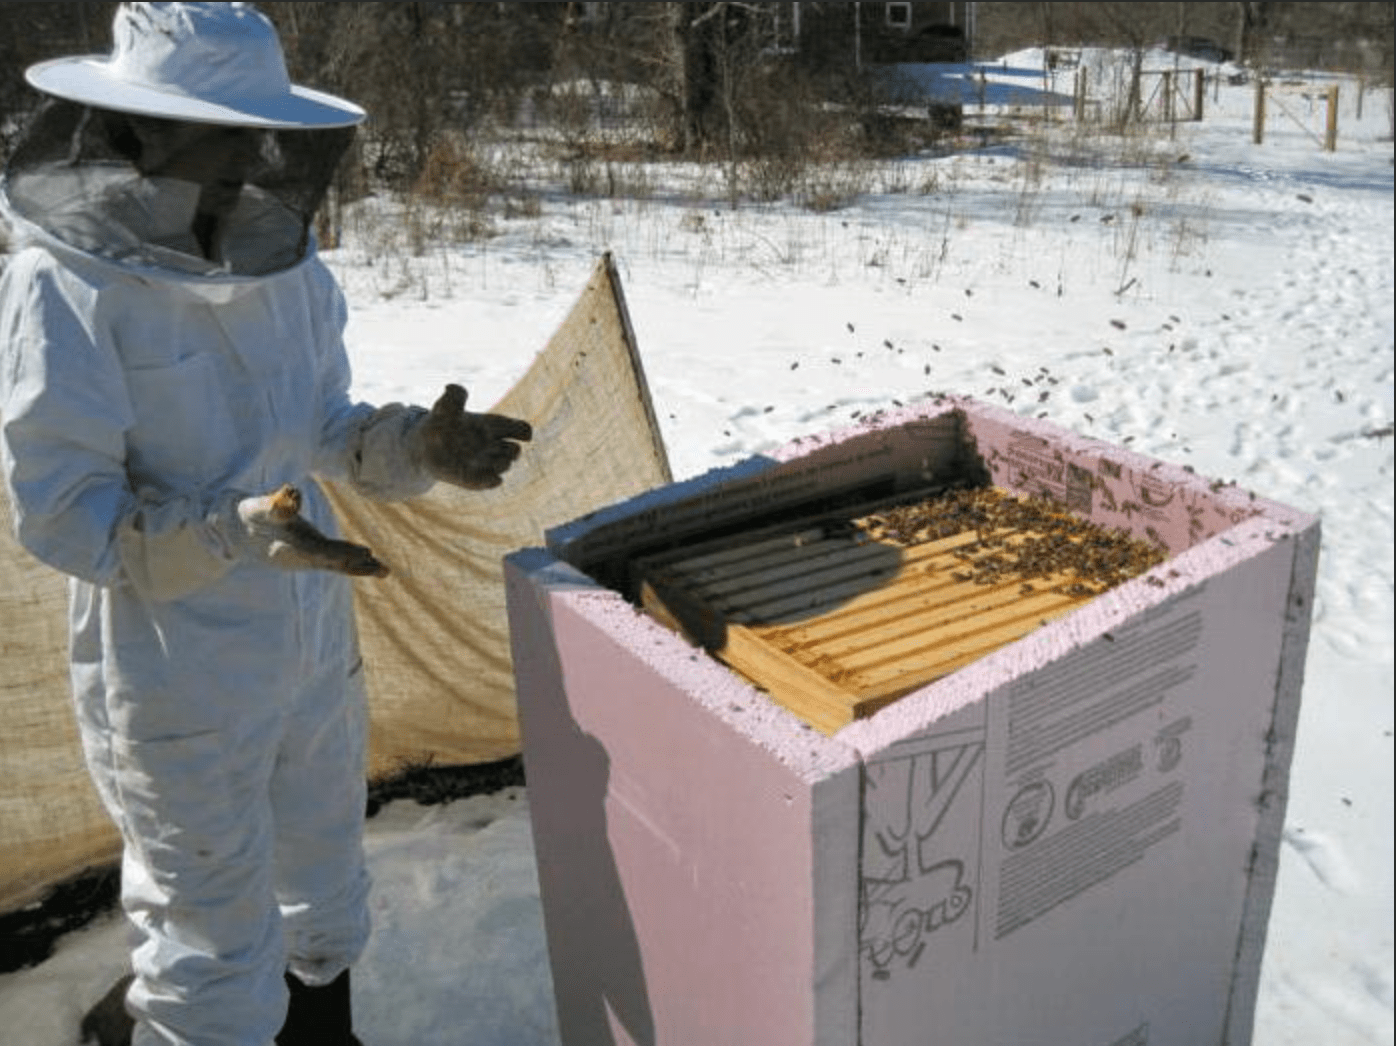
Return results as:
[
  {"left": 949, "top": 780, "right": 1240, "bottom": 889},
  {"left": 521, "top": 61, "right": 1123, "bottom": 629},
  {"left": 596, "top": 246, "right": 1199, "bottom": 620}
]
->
[
  {"left": 1234, "top": 1, "right": 1272, "bottom": 66},
  {"left": 668, "top": 2, "right": 761, "bottom": 158},
  {"left": 672, "top": 3, "right": 725, "bottom": 156}
]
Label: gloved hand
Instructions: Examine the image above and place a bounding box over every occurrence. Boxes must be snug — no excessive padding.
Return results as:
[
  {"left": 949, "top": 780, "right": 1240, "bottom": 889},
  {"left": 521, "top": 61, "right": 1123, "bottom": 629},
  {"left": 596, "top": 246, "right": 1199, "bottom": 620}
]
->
[
  {"left": 412, "top": 384, "right": 533, "bottom": 490},
  {"left": 225, "top": 485, "right": 389, "bottom": 578}
]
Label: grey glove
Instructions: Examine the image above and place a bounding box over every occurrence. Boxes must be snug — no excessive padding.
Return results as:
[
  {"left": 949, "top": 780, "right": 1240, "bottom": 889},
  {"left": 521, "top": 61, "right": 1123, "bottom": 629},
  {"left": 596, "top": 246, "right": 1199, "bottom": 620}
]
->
[
  {"left": 220, "top": 485, "right": 389, "bottom": 578},
  {"left": 412, "top": 384, "right": 533, "bottom": 490}
]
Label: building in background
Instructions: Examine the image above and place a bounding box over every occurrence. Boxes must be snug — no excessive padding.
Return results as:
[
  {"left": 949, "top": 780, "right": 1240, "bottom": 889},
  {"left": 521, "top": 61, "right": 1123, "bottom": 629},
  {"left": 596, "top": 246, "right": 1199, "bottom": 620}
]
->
[{"left": 770, "top": 2, "right": 975, "bottom": 68}]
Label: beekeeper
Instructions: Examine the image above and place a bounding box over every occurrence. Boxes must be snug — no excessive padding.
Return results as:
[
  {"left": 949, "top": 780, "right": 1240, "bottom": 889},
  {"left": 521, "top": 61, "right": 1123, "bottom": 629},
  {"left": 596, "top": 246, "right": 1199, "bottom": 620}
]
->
[{"left": 0, "top": 4, "right": 531, "bottom": 1045}]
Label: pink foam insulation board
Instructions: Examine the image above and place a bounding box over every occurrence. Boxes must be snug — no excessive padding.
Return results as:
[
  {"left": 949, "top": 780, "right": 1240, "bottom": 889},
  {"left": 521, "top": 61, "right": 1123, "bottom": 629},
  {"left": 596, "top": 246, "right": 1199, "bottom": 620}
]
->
[{"left": 505, "top": 396, "right": 1320, "bottom": 1046}]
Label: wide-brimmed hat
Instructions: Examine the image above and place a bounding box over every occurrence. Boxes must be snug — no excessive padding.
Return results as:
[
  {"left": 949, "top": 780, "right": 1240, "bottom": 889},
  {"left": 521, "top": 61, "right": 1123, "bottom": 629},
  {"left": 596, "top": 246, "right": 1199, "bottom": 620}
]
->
[{"left": 25, "top": 2, "right": 365, "bottom": 129}]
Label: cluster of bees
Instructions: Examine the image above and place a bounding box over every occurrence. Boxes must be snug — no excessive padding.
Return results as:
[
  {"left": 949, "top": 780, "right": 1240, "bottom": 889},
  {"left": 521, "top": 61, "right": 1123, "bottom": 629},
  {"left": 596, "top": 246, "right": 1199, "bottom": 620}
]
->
[{"left": 861, "top": 486, "right": 1167, "bottom": 598}]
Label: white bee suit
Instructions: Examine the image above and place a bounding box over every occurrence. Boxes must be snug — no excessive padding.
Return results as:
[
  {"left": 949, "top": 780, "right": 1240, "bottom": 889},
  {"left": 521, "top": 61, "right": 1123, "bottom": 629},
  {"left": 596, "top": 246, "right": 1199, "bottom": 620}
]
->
[{"left": 0, "top": 178, "right": 429, "bottom": 1044}]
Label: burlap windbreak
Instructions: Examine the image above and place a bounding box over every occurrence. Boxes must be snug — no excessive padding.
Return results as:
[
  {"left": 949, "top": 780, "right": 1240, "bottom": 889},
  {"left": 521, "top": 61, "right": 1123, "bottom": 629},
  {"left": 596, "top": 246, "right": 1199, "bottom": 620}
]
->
[{"left": 0, "top": 255, "right": 670, "bottom": 913}]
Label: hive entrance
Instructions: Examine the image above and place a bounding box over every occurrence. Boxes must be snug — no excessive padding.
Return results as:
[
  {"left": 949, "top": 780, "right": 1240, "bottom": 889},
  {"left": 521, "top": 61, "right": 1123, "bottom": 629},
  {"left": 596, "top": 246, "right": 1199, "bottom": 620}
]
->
[{"left": 633, "top": 486, "right": 1166, "bottom": 735}]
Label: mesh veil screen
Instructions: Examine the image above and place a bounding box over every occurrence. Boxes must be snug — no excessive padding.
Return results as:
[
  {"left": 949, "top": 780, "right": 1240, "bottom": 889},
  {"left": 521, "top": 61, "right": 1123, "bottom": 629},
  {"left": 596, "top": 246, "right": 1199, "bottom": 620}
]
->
[{"left": 3, "top": 99, "right": 353, "bottom": 277}]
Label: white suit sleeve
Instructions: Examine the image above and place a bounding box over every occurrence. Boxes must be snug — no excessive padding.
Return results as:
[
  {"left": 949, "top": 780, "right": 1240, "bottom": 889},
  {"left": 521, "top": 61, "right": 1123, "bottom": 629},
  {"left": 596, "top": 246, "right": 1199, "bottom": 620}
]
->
[
  {"left": 306, "top": 266, "right": 435, "bottom": 502},
  {"left": 0, "top": 255, "right": 235, "bottom": 600}
]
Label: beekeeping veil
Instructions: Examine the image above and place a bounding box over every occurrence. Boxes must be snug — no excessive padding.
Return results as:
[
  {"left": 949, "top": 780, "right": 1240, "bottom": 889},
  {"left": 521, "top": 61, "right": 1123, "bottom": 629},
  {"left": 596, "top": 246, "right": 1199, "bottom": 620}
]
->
[{"left": 2, "top": 2, "right": 365, "bottom": 279}]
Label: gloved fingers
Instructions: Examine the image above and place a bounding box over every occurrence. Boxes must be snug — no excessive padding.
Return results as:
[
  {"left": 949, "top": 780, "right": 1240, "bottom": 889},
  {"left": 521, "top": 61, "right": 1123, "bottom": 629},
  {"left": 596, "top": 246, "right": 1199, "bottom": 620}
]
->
[
  {"left": 420, "top": 384, "right": 532, "bottom": 489},
  {"left": 237, "top": 486, "right": 298, "bottom": 530},
  {"left": 429, "top": 384, "right": 533, "bottom": 444},
  {"left": 432, "top": 441, "right": 523, "bottom": 490},
  {"left": 429, "top": 382, "right": 469, "bottom": 419},
  {"left": 270, "top": 517, "right": 391, "bottom": 578},
  {"left": 266, "top": 483, "right": 302, "bottom": 524},
  {"left": 239, "top": 486, "right": 390, "bottom": 578},
  {"left": 452, "top": 473, "right": 504, "bottom": 492},
  {"left": 474, "top": 436, "right": 525, "bottom": 472},
  {"left": 442, "top": 425, "right": 529, "bottom": 471},
  {"left": 477, "top": 412, "right": 534, "bottom": 444},
  {"left": 430, "top": 456, "right": 506, "bottom": 491}
]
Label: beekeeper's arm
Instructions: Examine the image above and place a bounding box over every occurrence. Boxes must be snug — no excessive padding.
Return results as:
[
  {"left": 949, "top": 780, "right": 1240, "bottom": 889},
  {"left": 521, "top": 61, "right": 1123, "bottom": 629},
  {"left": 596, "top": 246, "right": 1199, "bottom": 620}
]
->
[
  {"left": 308, "top": 268, "right": 531, "bottom": 498},
  {"left": 0, "top": 260, "right": 385, "bottom": 600}
]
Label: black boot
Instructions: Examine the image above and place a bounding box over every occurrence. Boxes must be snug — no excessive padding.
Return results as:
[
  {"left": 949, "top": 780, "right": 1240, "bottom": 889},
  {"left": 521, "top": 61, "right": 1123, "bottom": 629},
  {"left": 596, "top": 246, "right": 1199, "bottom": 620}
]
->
[
  {"left": 277, "top": 969, "right": 364, "bottom": 1046},
  {"left": 80, "top": 974, "right": 135, "bottom": 1046}
]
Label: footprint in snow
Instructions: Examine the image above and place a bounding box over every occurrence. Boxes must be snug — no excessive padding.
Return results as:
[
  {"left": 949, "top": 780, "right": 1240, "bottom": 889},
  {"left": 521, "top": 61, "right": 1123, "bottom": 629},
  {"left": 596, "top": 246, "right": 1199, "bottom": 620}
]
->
[
  {"left": 1283, "top": 826, "right": 1360, "bottom": 895},
  {"left": 1358, "top": 958, "right": 1395, "bottom": 1010}
]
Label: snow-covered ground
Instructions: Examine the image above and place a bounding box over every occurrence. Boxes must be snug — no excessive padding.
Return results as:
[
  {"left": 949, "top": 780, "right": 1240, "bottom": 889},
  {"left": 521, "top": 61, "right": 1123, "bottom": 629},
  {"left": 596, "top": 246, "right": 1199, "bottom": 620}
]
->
[{"left": 1, "top": 50, "right": 1391, "bottom": 1046}]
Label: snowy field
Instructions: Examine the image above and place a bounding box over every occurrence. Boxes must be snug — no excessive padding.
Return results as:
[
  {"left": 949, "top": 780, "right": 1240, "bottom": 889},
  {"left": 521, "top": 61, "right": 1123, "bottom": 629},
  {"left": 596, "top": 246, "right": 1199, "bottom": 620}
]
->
[{"left": 1, "top": 51, "right": 1391, "bottom": 1045}]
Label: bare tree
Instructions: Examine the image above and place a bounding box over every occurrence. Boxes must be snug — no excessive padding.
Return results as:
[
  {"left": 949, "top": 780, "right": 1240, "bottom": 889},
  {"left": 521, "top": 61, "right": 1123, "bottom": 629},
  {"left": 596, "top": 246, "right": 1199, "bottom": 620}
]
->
[
  {"left": 261, "top": 3, "right": 557, "bottom": 187},
  {"left": 666, "top": 2, "right": 774, "bottom": 157},
  {"left": 3, "top": 1, "right": 1392, "bottom": 194},
  {"left": 1233, "top": 2, "right": 1273, "bottom": 65}
]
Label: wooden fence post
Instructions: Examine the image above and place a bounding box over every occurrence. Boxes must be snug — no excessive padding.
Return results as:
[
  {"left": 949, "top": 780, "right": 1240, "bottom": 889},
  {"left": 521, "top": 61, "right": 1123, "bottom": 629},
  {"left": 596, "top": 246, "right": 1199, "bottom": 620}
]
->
[
  {"left": 1325, "top": 84, "right": 1339, "bottom": 152},
  {"left": 1194, "top": 69, "right": 1205, "bottom": 121},
  {"left": 1253, "top": 79, "right": 1266, "bottom": 144}
]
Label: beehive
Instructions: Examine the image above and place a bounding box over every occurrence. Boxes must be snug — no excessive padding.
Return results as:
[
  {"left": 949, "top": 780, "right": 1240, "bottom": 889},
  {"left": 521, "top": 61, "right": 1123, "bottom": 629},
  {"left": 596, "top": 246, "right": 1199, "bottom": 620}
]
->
[
  {"left": 507, "top": 397, "right": 1320, "bottom": 1046},
  {"left": 634, "top": 486, "right": 1166, "bottom": 734}
]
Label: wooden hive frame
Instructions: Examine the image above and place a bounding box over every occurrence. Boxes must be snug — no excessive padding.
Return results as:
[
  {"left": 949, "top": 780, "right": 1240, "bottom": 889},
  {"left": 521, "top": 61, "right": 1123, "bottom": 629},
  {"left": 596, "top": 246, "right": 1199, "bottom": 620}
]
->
[{"left": 634, "top": 485, "right": 1164, "bottom": 735}]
